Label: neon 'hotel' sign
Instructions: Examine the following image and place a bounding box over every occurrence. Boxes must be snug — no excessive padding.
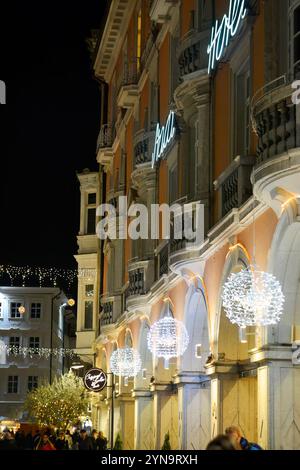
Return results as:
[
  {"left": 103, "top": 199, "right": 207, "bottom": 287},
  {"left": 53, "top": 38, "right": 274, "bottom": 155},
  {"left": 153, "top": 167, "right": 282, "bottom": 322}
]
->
[
  {"left": 207, "top": 0, "right": 247, "bottom": 74},
  {"left": 151, "top": 111, "right": 176, "bottom": 168}
]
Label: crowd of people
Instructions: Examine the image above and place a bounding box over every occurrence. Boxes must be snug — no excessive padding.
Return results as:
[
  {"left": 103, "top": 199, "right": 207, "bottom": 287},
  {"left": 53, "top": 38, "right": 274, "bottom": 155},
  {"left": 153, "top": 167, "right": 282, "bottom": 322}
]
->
[
  {"left": 0, "top": 425, "right": 262, "bottom": 451},
  {"left": 0, "top": 428, "right": 108, "bottom": 451}
]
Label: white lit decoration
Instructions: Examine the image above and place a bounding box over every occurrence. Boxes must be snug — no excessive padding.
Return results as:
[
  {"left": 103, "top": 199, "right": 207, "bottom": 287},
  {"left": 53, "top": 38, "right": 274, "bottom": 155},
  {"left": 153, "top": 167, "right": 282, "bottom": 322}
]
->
[
  {"left": 151, "top": 111, "right": 176, "bottom": 168},
  {"left": 147, "top": 304, "right": 189, "bottom": 369},
  {"left": 0, "top": 264, "right": 95, "bottom": 288},
  {"left": 207, "top": 0, "right": 247, "bottom": 74},
  {"left": 110, "top": 348, "right": 142, "bottom": 378},
  {"left": 0, "top": 344, "right": 75, "bottom": 359},
  {"left": 222, "top": 266, "right": 285, "bottom": 328}
]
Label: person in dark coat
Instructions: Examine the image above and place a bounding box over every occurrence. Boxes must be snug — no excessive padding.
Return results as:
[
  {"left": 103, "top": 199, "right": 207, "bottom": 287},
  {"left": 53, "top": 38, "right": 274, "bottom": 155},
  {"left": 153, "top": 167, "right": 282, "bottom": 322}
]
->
[
  {"left": 78, "top": 429, "right": 93, "bottom": 450},
  {"left": 55, "top": 431, "right": 69, "bottom": 450},
  {"left": 206, "top": 435, "right": 235, "bottom": 450},
  {"left": 96, "top": 431, "right": 108, "bottom": 451}
]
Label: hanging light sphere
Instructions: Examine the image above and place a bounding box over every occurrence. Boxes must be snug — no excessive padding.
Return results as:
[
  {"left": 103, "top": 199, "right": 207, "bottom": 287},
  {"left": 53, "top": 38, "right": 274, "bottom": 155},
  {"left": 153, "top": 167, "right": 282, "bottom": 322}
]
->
[
  {"left": 110, "top": 348, "right": 142, "bottom": 377},
  {"left": 222, "top": 267, "right": 285, "bottom": 327},
  {"left": 147, "top": 317, "right": 189, "bottom": 368}
]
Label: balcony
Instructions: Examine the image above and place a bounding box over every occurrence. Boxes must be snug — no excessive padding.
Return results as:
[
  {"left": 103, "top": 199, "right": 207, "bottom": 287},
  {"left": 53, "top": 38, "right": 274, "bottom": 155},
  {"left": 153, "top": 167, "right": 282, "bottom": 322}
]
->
[
  {"left": 126, "top": 259, "right": 155, "bottom": 311},
  {"left": 157, "top": 242, "right": 169, "bottom": 278},
  {"left": 251, "top": 79, "right": 300, "bottom": 210},
  {"left": 140, "top": 25, "right": 159, "bottom": 71},
  {"left": 177, "top": 30, "right": 209, "bottom": 79},
  {"left": 134, "top": 129, "right": 156, "bottom": 167},
  {"left": 214, "top": 156, "right": 256, "bottom": 218},
  {"left": 117, "top": 59, "right": 140, "bottom": 109},
  {"left": 96, "top": 124, "right": 115, "bottom": 170},
  {"left": 99, "top": 295, "right": 123, "bottom": 329},
  {"left": 150, "top": 0, "right": 179, "bottom": 23}
]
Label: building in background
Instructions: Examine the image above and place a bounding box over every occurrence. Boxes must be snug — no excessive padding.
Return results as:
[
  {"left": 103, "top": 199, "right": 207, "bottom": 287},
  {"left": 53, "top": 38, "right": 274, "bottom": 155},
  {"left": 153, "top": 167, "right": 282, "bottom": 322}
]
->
[
  {"left": 0, "top": 286, "right": 73, "bottom": 421},
  {"left": 75, "top": 0, "right": 300, "bottom": 450},
  {"left": 74, "top": 169, "right": 100, "bottom": 365}
]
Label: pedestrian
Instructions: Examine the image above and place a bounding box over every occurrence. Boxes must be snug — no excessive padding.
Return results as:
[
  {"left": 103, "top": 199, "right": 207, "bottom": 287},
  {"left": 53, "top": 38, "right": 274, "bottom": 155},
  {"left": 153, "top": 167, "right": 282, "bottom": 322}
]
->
[
  {"left": 71, "top": 429, "right": 80, "bottom": 450},
  {"left": 0, "top": 431, "right": 18, "bottom": 450},
  {"left": 225, "top": 426, "right": 263, "bottom": 450},
  {"left": 15, "top": 430, "right": 26, "bottom": 449},
  {"left": 55, "top": 431, "right": 69, "bottom": 450},
  {"left": 35, "top": 433, "right": 56, "bottom": 451},
  {"left": 90, "top": 429, "right": 98, "bottom": 450},
  {"left": 78, "top": 429, "right": 93, "bottom": 450},
  {"left": 33, "top": 429, "right": 41, "bottom": 448},
  {"left": 96, "top": 431, "right": 108, "bottom": 451},
  {"left": 65, "top": 430, "right": 73, "bottom": 449},
  {"left": 206, "top": 435, "right": 235, "bottom": 450},
  {"left": 24, "top": 432, "right": 34, "bottom": 450}
]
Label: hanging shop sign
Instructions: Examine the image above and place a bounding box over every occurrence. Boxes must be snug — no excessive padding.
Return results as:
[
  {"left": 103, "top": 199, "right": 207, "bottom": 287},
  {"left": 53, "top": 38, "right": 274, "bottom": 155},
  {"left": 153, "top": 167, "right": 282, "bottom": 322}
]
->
[
  {"left": 84, "top": 368, "right": 107, "bottom": 392},
  {"left": 151, "top": 111, "right": 176, "bottom": 168},
  {"left": 207, "top": 0, "right": 247, "bottom": 74}
]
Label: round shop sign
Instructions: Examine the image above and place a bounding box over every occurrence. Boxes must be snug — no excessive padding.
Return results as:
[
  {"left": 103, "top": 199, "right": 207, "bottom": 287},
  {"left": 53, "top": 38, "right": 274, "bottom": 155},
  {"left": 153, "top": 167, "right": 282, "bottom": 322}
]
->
[{"left": 84, "top": 368, "right": 107, "bottom": 392}]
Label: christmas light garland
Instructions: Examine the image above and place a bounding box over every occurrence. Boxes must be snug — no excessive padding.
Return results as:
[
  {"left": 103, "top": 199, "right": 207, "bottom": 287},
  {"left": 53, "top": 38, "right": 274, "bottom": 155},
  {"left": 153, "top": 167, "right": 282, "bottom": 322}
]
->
[
  {"left": 0, "top": 344, "right": 75, "bottom": 359},
  {"left": 0, "top": 264, "right": 96, "bottom": 288}
]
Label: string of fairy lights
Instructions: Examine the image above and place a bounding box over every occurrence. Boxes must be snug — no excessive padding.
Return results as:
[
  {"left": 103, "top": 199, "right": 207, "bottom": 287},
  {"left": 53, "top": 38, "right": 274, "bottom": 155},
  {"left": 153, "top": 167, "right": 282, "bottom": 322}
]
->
[
  {"left": 0, "top": 264, "right": 96, "bottom": 288},
  {"left": 0, "top": 344, "right": 76, "bottom": 359}
]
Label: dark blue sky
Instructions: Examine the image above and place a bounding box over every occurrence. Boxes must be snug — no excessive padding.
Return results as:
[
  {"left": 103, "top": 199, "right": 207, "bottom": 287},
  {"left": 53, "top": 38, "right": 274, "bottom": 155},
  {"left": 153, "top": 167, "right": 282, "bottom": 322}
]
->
[{"left": 0, "top": 0, "right": 108, "bottom": 269}]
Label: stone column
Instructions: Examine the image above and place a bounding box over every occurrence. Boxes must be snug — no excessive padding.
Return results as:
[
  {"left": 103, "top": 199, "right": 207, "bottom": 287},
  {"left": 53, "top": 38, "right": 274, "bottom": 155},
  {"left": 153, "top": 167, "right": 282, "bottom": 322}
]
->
[
  {"left": 151, "top": 383, "right": 178, "bottom": 450},
  {"left": 119, "top": 394, "right": 135, "bottom": 450},
  {"left": 175, "top": 373, "right": 211, "bottom": 450},
  {"left": 254, "top": 346, "right": 300, "bottom": 450},
  {"left": 132, "top": 390, "right": 153, "bottom": 450}
]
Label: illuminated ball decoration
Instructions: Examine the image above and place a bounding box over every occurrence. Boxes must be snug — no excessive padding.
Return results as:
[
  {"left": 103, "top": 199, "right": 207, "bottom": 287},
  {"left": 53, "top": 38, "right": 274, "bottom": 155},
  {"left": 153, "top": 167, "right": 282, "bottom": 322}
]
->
[
  {"left": 147, "top": 317, "right": 189, "bottom": 369},
  {"left": 67, "top": 298, "right": 76, "bottom": 307},
  {"left": 18, "top": 305, "right": 26, "bottom": 315},
  {"left": 222, "top": 267, "right": 285, "bottom": 328},
  {"left": 110, "top": 348, "right": 142, "bottom": 378}
]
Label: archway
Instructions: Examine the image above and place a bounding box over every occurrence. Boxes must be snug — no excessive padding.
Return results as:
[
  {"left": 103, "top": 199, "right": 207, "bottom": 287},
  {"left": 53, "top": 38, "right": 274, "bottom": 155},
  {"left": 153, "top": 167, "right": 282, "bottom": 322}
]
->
[
  {"left": 177, "top": 280, "right": 211, "bottom": 449},
  {"left": 133, "top": 320, "right": 154, "bottom": 449},
  {"left": 257, "top": 203, "right": 300, "bottom": 449},
  {"left": 215, "top": 245, "right": 257, "bottom": 442}
]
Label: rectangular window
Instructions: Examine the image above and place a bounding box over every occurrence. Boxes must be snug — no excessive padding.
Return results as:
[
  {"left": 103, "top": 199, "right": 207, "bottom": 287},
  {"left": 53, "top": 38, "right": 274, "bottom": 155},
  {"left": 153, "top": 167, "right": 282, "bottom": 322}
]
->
[
  {"left": 234, "top": 64, "right": 250, "bottom": 157},
  {"left": 84, "top": 301, "right": 93, "bottom": 330},
  {"left": 7, "top": 376, "right": 18, "bottom": 394},
  {"left": 29, "top": 337, "right": 40, "bottom": 349},
  {"left": 85, "top": 285, "right": 94, "bottom": 298},
  {"left": 88, "top": 193, "right": 96, "bottom": 205},
  {"left": 169, "top": 165, "right": 178, "bottom": 204},
  {"left": 30, "top": 302, "right": 41, "bottom": 319},
  {"left": 9, "top": 337, "right": 20, "bottom": 350},
  {"left": 137, "top": 9, "right": 142, "bottom": 73},
  {"left": 87, "top": 208, "right": 96, "bottom": 235},
  {"left": 10, "top": 302, "right": 22, "bottom": 319},
  {"left": 28, "top": 376, "right": 38, "bottom": 391}
]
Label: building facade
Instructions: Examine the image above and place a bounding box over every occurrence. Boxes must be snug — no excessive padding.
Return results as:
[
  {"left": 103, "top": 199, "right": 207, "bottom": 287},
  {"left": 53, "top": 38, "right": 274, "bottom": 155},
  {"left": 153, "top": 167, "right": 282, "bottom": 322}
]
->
[
  {"left": 0, "top": 287, "right": 70, "bottom": 420},
  {"left": 76, "top": 0, "right": 300, "bottom": 450}
]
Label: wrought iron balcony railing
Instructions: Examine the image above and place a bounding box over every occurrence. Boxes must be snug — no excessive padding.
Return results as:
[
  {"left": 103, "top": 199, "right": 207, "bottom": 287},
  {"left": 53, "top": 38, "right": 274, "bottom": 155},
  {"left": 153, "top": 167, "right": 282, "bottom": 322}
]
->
[{"left": 97, "top": 123, "right": 115, "bottom": 151}]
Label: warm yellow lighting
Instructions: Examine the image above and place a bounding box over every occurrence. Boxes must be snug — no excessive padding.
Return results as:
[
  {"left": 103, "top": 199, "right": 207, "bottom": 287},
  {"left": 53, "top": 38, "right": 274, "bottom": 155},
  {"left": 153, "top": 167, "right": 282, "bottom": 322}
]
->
[
  {"left": 18, "top": 305, "right": 26, "bottom": 315},
  {"left": 67, "top": 298, "right": 76, "bottom": 307},
  {"left": 227, "top": 243, "right": 251, "bottom": 262},
  {"left": 281, "top": 196, "right": 299, "bottom": 212}
]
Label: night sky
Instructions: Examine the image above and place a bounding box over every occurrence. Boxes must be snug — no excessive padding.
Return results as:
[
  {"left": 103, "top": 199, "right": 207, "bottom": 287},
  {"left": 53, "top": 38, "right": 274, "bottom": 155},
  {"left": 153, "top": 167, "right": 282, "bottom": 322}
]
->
[{"left": 0, "top": 1, "right": 108, "bottom": 272}]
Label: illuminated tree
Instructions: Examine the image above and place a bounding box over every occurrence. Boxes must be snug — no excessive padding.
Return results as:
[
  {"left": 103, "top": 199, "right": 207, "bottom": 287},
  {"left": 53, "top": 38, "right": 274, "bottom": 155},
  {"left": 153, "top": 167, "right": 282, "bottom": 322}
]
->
[{"left": 24, "top": 372, "right": 89, "bottom": 430}]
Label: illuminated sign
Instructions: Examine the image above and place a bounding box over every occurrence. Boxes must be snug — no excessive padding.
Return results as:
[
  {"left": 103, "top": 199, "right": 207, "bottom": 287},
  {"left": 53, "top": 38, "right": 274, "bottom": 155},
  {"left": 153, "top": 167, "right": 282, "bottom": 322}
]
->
[
  {"left": 84, "top": 368, "right": 107, "bottom": 392},
  {"left": 207, "top": 0, "right": 247, "bottom": 74},
  {"left": 151, "top": 111, "right": 176, "bottom": 168}
]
